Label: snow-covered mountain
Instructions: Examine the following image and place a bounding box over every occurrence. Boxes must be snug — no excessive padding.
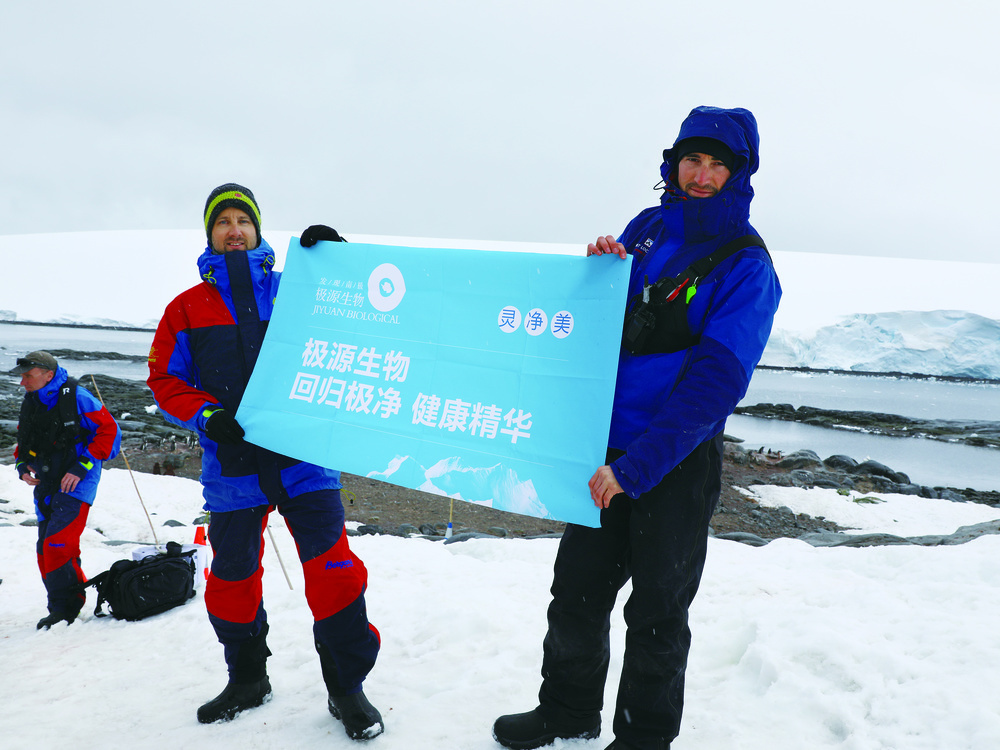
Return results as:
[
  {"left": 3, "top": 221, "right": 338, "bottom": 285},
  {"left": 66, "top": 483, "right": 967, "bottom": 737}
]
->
[{"left": 762, "top": 310, "right": 1000, "bottom": 379}]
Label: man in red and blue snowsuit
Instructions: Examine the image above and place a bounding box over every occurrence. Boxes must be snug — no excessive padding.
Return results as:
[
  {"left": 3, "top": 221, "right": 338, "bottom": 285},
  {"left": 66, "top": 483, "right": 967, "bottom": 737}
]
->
[
  {"left": 494, "top": 107, "right": 782, "bottom": 750},
  {"left": 12, "top": 350, "right": 121, "bottom": 629},
  {"left": 147, "top": 184, "right": 382, "bottom": 739}
]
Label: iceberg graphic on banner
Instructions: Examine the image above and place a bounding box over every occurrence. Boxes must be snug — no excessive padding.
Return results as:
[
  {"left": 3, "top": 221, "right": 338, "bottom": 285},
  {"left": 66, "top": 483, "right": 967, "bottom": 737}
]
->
[
  {"left": 236, "top": 239, "right": 630, "bottom": 528},
  {"left": 369, "top": 455, "right": 551, "bottom": 519}
]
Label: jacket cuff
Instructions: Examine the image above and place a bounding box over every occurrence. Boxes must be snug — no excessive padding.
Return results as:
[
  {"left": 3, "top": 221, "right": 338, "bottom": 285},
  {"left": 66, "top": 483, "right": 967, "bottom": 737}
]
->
[
  {"left": 68, "top": 458, "right": 94, "bottom": 480},
  {"left": 197, "top": 403, "right": 223, "bottom": 431},
  {"left": 610, "top": 456, "right": 643, "bottom": 499}
]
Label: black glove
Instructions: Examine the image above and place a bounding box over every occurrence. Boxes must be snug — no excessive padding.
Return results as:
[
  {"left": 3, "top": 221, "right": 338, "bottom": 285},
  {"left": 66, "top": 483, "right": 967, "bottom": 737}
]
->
[
  {"left": 205, "top": 409, "right": 245, "bottom": 445},
  {"left": 300, "top": 224, "right": 347, "bottom": 247}
]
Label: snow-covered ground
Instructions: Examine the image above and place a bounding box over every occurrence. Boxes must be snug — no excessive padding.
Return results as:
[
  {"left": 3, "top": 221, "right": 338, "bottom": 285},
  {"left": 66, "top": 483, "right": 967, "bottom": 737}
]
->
[{"left": 2, "top": 468, "right": 999, "bottom": 750}]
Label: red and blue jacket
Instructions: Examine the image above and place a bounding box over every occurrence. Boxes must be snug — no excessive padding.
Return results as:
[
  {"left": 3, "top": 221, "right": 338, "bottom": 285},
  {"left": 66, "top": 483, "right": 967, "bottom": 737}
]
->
[
  {"left": 15, "top": 366, "right": 121, "bottom": 518},
  {"left": 608, "top": 106, "right": 782, "bottom": 498},
  {"left": 147, "top": 241, "right": 343, "bottom": 512}
]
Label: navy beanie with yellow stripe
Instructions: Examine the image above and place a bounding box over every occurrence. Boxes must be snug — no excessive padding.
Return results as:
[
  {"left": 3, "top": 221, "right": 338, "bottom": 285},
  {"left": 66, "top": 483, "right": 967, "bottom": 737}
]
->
[{"left": 204, "top": 183, "right": 262, "bottom": 248}]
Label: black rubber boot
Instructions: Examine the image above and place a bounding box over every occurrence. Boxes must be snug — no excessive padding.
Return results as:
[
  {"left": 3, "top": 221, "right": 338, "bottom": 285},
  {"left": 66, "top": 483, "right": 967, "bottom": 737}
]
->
[
  {"left": 492, "top": 707, "right": 600, "bottom": 749},
  {"left": 605, "top": 740, "right": 670, "bottom": 750},
  {"left": 198, "top": 624, "right": 272, "bottom": 723},
  {"left": 317, "top": 639, "right": 383, "bottom": 740},
  {"left": 328, "top": 691, "right": 384, "bottom": 740},
  {"left": 36, "top": 611, "right": 77, "bottom": 630},
  {"left": 197, "top": 676, "right": 272, "bottom": 723}
]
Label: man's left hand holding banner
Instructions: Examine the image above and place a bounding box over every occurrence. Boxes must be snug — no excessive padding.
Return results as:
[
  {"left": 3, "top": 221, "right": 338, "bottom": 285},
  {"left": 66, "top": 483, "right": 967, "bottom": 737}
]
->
[{"left": 237, "top": 238, "right": 631, "bottom": 528}]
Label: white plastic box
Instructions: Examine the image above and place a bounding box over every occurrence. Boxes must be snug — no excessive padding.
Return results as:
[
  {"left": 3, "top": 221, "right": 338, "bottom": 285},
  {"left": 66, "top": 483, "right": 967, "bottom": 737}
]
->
[{"left": 131, "top": 544, "right": 210, "bottom": 589}]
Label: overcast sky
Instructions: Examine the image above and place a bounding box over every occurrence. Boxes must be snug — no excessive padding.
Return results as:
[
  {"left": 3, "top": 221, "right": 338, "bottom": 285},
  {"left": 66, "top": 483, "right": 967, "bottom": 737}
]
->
[{"left": 2, "top": 1, "right": 996, "bottom": 263}]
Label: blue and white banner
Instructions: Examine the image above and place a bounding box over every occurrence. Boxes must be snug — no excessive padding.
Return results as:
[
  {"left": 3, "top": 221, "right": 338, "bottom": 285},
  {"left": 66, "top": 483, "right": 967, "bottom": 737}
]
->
[{"left": 237, "top": 240, "right": 630, "bottom": 528}]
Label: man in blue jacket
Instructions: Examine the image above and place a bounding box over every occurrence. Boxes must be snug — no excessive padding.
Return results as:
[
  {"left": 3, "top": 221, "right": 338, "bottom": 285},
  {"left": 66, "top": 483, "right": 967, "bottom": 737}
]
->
[
  {"left": 148, "top": 184, "right": 383, "bottom": 739},
  {"left": 494, "top": 107, "right": 781, "bottom": 750},
  {"left": 12, "top": 350, "right": 121, "bottom": 629}
]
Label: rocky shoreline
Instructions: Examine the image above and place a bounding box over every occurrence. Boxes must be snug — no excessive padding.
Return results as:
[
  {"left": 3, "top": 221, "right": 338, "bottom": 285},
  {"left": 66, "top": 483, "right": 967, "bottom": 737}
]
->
[
  {"left": 736, "top": 402, "right": 1000, "bottom": 450},
  {"left": 2, "top": 371, "right": 998, "bottom": 548}
]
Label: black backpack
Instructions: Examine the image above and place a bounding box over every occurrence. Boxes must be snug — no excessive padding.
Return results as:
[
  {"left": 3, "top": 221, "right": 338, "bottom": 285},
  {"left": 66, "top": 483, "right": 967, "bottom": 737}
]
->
[{"left": 82, "top": 542, "right": 197, "bottom": 621}]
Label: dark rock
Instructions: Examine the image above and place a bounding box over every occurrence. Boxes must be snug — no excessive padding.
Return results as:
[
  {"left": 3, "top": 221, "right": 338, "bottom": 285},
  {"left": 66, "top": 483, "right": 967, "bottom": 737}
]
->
[
  {"left": 788, "top": 469, "right": 815, "bottom": 487},
  {"left": 735, "top": 402, "right": 1000, "bottom": 450},
  {"left": 713, "top": 531, "right": 768, "bottom": 546},
  {"left": 397, "top": 524, "right": 420, "bottom": 537},
  {"left": 797, "top": 520, "right": 1000, "bottom": 548},
  {"left": 726, "top": 445, "right": 752, "bottom": 465},
  {"left": 823, "top": 454, "right": 859, "bottom": 471},
  {"left": 775, "top": 449, "right": 822, "bottom": 469},
  {"left": 812, "top": 476, "right": 850, "bottom": 490},
  {"left": 933, "top": 488, "right": 965, "bottom": 502},
  {"left": 798, "top": 531, "right": 913, "bottom": 547},
  {"left": 418, "top": 523, "right": 439, "bottom": 536},
  {"left": 162, "top": 519, "right": 186, "bottom": 527},
  {"left": 909, "top": 520, "right": 1000, "bottom": 545},
  {"left": 860, "top": 475, "right": 898, "bottom": 493},
  {"left": 443, "top": 531, "right": 496, "bottom": 544},
  {"left": 852, "top": 460, "right": 910, "bottom": 484},
  {"left": 766, "top": 473, "right": 796, "bottom": 487},
  {"left": 487, "top": 527, "right": 509, "bottom": 538}
]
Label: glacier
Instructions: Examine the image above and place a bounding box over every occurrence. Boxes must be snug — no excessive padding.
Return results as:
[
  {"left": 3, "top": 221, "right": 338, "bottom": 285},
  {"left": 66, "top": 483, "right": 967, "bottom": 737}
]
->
[{"left": 761, "top": 310, "right": 1000, "bottom": 380}]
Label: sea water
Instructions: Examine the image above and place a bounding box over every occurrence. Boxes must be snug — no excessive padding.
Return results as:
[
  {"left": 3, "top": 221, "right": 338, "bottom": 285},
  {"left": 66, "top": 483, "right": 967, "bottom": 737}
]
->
[
  {"left": 732, "top": 369, "right": 1000, "bottom": 492},
  {"left": 742, "top": 368, "right": 1000, "bottom": 422}
]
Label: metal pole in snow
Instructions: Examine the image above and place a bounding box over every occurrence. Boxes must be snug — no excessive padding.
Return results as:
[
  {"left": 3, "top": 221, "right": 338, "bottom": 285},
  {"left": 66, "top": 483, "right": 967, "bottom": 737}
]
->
[{"left": 88, "top": 375, "right": 160, "bottom": 546}]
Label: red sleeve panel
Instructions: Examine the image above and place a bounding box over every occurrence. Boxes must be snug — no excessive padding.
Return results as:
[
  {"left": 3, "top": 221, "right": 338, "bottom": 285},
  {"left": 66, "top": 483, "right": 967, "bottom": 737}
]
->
[
  {"left": 77, "top": 386, "right": 122, "bottom": 462},
  {"left": 147, "top": 282, "right": 236, "bottom": 431}
]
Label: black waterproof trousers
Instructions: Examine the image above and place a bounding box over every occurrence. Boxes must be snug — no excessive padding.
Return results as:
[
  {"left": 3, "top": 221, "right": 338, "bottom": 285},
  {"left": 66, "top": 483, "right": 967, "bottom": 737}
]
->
[{"left": 538, "top": 433, "right": 723, "bottom": 750}]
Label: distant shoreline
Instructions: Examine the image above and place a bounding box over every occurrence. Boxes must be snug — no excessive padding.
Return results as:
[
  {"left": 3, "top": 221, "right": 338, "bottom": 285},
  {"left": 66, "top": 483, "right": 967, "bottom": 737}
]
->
[
  {"left": 755, "top": 364, "right": 1000, "bottom": 386},
  {"left": 3, "top": 319, "right": 997, "bottom": 385},
  {"left": 0, "top": 319, "right": 154, "bottom": 333}
]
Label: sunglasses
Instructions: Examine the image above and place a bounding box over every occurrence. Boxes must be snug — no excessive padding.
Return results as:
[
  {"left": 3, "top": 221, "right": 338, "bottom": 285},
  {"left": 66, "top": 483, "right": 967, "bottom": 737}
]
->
[{"left": 16, "top": 358, "right": 50, "bottom": 370}]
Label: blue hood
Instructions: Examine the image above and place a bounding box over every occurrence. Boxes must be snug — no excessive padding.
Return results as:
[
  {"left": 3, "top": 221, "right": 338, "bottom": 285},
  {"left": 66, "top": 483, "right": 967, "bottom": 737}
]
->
[{"left": 657, "top": 106, "right": 760, "bottom": 246}]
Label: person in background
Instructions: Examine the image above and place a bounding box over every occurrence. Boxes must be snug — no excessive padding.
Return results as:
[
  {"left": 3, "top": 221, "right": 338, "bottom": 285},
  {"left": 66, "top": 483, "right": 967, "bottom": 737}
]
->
[
  {"left": 12, "top": 350, "right": 121, "bottom": 629},
  {"left": 493, "top": 106, "right": 781, "bottom": 750},
  {"left": 147, "top": 183, "right": 382, "bottom": 739}
]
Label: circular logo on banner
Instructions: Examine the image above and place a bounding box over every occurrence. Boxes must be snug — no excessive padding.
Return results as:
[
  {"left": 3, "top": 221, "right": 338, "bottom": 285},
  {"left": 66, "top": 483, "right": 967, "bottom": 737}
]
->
[
  {"left": 498, "top": 305, "right": 522, "bottom": 332},
  {"left": 524, "top": 308, "right": 548, "bottom": 336},
  {"left": 367, "top": 263, "right": 407, "bottom": 311},
  {"left": 550, "top": 310, "right": 575, "bottom": 339}
]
